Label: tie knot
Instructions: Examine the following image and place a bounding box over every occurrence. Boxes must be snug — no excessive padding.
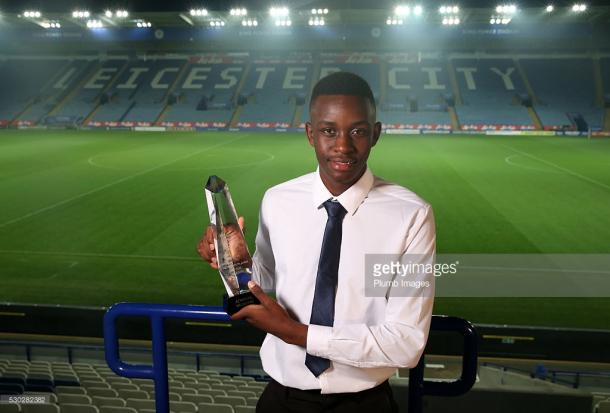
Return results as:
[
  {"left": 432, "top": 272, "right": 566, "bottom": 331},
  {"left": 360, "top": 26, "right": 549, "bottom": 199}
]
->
[{"left": 323, "top": 200, "right": 347, "bottom": 219}]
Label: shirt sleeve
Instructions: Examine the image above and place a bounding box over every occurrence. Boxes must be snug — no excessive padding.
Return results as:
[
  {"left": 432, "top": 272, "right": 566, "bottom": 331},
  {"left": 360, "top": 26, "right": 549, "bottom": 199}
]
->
[
  {"left": 251, "top": 192, "right": 276, "bottom": 293},
  {"left": 306, "top": 204, "right": 436, "bottom": 368}
]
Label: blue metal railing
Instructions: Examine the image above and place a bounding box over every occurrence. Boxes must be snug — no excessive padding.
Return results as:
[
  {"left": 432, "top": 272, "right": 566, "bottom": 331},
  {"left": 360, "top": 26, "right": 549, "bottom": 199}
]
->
[
  {"left": 103, "top": 303, "right": 230, "bottom": 413},
  {"left": 104, "top": 304, "right": 478, "bottom": 413},
  {"left": 408, "top": 316, "right": 478, "bottom": 413}
]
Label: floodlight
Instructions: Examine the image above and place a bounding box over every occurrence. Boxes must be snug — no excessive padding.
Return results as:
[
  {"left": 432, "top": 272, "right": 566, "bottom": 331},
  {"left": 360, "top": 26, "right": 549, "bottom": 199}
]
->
[
  {"left": 394, "top": 5, "right": 410, "bottom": 16},
  {"left": 24, "top": 10, "right": 42, "bottom": 18},
  {"left": 86, "top": 19, "right": 103, "bottom": 28},
  {"left": 105, "top": 10, "right": 113, "bottom": 17},
  {"left": 190, "top": 8, "right": 208, "bottom": 16},
  {"left": 230, "top": 8, "right": 247, "bottom": 16},
  {"left": 572, "top": 3, "right": 586, "bottom": 11},
  {"left": 414, "top": 5, "right": 423, "bottom": 16},
  {"left": 545, "top": 4, "right": 554, "bottom": 12},
  {"left": 269, "top": 7, "right": 289, "bottom": 17}
]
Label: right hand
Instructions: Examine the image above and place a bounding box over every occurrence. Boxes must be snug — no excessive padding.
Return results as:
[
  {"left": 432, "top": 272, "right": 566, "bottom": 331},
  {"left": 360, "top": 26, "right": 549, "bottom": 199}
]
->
[{"left": 197, "top": 217, "right": 245, "bottom": 270}]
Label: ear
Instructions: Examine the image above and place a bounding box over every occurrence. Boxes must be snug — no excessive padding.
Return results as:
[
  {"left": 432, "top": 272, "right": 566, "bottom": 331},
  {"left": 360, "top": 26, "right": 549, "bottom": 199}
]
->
[
  {"left": 305, "top": 122, "right": 315, "bottom": 147},
  {"left": 371, "top": 121, "right": 382, "bottom": 147}
]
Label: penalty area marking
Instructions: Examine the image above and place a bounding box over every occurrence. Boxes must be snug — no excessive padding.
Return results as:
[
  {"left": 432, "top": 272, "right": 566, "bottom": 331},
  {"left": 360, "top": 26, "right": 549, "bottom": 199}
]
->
[
  {"left": 504, "top": 154, "right": 559, "bottom": 174},
  {"left": 501, "top": 143, "right": 610, "bottom": 193},
  {"left": 0, "top": 134, "right": 248, "bottom": 229}
]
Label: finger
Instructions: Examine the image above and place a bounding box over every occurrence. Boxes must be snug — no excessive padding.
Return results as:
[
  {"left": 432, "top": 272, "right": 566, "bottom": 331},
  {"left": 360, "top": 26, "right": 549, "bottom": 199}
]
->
[
  {"left": 247, "top": 281, "right": 272, "bottom": 307},
  {"left": 238, "top": 216, "right": 245, "bottom": 234}
]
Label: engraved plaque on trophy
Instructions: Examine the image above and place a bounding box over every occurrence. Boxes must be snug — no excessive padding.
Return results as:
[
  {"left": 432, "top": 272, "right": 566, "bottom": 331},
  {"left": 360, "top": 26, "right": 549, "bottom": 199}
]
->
[{"left": 205, "top": 175, "right": 260, "bottom": 315}]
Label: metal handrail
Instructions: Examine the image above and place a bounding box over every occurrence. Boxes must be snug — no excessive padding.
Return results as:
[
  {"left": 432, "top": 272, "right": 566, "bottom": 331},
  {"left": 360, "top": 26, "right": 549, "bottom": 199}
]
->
[
  {"left": 104, "top": 303, "right": 230, "bottom": 413},
  {"left": 104, "top": 304, "right": 478, "bottom": 413},
  {"left": 408, "top": 315, "right": 479, "bottom": 413}
]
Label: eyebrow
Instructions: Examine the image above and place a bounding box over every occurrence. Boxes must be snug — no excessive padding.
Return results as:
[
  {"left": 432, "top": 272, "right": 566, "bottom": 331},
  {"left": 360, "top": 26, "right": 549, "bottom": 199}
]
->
[{"left": 316, "top": 120, "right": 370, "bottom": 127}]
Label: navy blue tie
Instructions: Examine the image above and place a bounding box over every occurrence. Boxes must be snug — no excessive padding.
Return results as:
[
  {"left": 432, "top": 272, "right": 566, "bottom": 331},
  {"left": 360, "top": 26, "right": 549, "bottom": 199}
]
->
[{"left": 305, "top": 200, "right": 347, "bottom": 377}]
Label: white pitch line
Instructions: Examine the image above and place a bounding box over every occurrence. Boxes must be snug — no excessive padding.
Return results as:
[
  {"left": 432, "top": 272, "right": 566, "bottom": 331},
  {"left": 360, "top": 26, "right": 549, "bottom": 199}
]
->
[
  {"left": 0, "top": 135, "right": 248, "bottom": 229},
  {"left": 500, "top": 143, "right": 610, "bottom": 192},
  {"left": 0, "top": 249, "right": 201, "bottom": 262},
  {"left": 504, "top": 154, "right": 558, "bottom": 174}
]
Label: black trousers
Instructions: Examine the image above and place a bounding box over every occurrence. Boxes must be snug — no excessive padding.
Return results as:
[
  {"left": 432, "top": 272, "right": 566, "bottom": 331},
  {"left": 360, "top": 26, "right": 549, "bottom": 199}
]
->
[{"left": 256, "top": 379, "right": 399, "bottom": 413}]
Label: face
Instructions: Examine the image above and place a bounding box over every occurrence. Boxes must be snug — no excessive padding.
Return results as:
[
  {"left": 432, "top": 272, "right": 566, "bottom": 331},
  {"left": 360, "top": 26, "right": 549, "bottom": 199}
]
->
[{"left": 306, "top": 95, "right": 381, "bottom": 196}]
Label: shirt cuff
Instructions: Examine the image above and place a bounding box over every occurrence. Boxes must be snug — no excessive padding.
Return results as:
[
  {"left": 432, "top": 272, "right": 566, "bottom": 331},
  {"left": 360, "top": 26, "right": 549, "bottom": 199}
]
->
[{"left": 306, "top": 324, "right": 333, "bottom": 358}]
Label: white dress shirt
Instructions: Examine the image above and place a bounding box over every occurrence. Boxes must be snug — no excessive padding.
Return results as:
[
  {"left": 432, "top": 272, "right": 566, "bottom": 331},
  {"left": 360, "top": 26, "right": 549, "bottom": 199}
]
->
[{"left": 252, "top": 166, "right": 435, "bottom": 394}]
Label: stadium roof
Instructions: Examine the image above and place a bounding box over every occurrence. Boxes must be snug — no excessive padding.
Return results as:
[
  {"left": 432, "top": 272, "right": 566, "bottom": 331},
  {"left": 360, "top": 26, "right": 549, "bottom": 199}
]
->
[{"left": 1, "top": 0, "right": 609, "bottom": 28}]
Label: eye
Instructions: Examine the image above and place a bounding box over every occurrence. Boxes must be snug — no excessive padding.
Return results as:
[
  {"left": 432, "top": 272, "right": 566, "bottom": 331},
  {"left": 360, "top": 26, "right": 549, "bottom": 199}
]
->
[
  {"left": 352, "top": 128, "right": 368, "bottom": 136},
  {"left": 321, "top": 127, "right": 335, "bottom": 136}
]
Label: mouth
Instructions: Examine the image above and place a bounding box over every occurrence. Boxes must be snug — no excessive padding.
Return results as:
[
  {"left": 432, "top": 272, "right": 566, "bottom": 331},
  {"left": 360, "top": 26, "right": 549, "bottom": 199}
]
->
[{"left": 329, "top": 158, "right": 357, "bottom": 171}]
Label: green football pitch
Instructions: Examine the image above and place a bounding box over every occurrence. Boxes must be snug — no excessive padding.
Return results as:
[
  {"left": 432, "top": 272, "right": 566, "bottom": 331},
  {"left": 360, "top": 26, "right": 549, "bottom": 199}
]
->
[{"left": 0, "top": 130, "right": 609, "bottom": 329}]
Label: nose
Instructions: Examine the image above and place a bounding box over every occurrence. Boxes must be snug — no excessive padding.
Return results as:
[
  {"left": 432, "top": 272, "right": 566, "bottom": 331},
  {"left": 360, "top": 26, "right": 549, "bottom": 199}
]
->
[{"left": 334, "top": 130, "right": 356, "bottom": 154}]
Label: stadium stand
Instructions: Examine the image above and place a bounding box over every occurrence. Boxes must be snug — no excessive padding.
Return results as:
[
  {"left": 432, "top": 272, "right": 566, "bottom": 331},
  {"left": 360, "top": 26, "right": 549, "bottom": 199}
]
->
[
  {"left": 0, "top": 59, "right": 70, "bottom": 125},
  {"left": 0, "top": 357, "right": 264, "bottom": 412},
  {"left": 237, "top": 62, "right": 313, "bottom": 127},
  {"left": 452, "top": 58, "right": 534, "bottom": 128},
  {"left": 162, "top": 60, "right": 246, "bottom": 126},
  {"left": 520, "top": 58, "right": 603, "bottom": 130},
  {"left": 0, "top": 53, "right": 608, "bottom": 132},
  {"left": 380, "top": 57, "right": 452, "bottom": 128}
]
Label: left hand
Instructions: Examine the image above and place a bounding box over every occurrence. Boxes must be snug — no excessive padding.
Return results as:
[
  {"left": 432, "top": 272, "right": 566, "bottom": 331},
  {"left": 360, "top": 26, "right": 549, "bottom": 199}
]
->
[{"left": 232, "top": 281, "right": 308, "bottom": 347}]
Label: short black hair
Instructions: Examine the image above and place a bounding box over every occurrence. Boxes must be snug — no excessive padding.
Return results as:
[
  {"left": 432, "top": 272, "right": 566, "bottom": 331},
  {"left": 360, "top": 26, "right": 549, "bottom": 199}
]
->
[{"left": 309, "top": 72, "right": 376, "bottom": 112}]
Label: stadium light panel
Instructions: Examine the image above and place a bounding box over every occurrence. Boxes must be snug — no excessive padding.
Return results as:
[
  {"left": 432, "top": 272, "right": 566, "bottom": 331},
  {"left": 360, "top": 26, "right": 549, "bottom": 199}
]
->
[
  {"left": 210, "top": 20, "right": 225, "bottom": 27},
  {"left": 394, "top": 5, "right": 411, "bottom": 16},
  {"left": 571, "top": 3, "right": 587, "bottom": 12},
  {"left": 269, "top": 7, "right": 289, "bottom": 17},
  {"left": 230, "top": 8, "right": 247, "bottom": 16},
  {"left": 136, "top": 21, "right": 152, "bottom": 28},
  {"left": 413, "top": 5, "right": 423, "bottom": 16},
  {"left": 545, "top": 4, "right": 554, "bottom": 12},
  {"left": 241, "top": 18, "right": 257, "bottom": 26},
  {"left": 24, "top": 10, "right": 42, "bottom": 18},
  {"left": 86, "top": 19, "right": 103, "bottom": 28},
  {"left": 105, "top": 10, "right": 113, "bottom": 18},
  {"left": 190, "top": 8, "right": 208, "bottom": 17},
  {"left": 308, "top": 17, "right": 325, "bottom": 26},
  {"left": 73, "top": 10, "right": 90, "bottom": 19}
]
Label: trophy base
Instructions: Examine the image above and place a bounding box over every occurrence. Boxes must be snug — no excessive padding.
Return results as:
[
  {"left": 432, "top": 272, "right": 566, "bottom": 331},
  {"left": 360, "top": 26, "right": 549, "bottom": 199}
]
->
[{"left": 223, "top": 292, "right": 260, "bottom": 316}]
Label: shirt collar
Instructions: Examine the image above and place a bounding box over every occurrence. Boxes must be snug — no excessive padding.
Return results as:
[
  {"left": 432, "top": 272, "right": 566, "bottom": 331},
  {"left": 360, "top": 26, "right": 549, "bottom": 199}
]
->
[{"left": 312, "top": 166, "right": 374, "bottom": 216}]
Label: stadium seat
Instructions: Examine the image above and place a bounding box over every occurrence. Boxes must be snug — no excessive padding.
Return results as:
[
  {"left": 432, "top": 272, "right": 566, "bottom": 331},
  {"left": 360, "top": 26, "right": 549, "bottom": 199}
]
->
[
  {"left": 235, "top": 406, "right": 256, "bottom": 413},
  {"left": 598, "top": 400, "right": 610, "bottom": 413},
  {"left": 0, "top": 404, "right": 20, "bottom": 413},
  {"left": 87, "top": 388, "right": 119, "bottom": 398},
  {"left": 54, "top": 386, "right": 86, "bottom": 395},
  {"left": 98, "top": 407, "right": 137, "bottom": 413},
  {"left": 57, "top": 394, "right": 92, "bottom": 405},
  {"left": 197, "top": 403, "right": 234, "bottom": 413},
  {"left": 181, "top": 394, "right": 214, "bottom": 404},
  {"left": 227, "top": 390, "right": 257, "bottom": 398},
  {"left": 118, "top": 390, "right": 148, "bottom": 400},
  {"left": 214, "top": 395, "right": 247, "bottom": 408},
  {"left": 60, "top": 404, "right": 99, "bottom": 413},
  {"left": 19, "top": 404, "right": 59, "bottom": 413},
  {"left": 90, "top": 396, "right": 126, "bottom": 408},
  {"left": 199, "top": 389, "right": 227, "bottom": 398},
  {"left": 169, "top": 401, "right": 197, "bottom": 412},
  {"left": 125, "top": 398, "right": 155, "bottom": 410}
]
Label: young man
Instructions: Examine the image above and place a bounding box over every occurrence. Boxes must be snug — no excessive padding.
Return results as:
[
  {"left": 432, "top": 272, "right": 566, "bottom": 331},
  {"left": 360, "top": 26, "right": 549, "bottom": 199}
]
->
[{"left": 199, "top": 72, "right": 435, "bottom": 412}]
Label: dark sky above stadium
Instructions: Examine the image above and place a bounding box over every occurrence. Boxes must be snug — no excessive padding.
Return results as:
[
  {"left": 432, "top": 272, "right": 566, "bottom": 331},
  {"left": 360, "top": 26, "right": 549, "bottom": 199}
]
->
[{"left": 3, "top": 0, "right": 610, "bottom": 12}]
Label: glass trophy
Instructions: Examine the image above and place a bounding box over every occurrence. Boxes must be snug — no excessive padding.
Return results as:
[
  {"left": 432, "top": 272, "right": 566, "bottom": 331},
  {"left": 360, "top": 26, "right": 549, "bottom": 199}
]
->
[{"left": 205, "top": 175, "right": 260, "bottom": 315}]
